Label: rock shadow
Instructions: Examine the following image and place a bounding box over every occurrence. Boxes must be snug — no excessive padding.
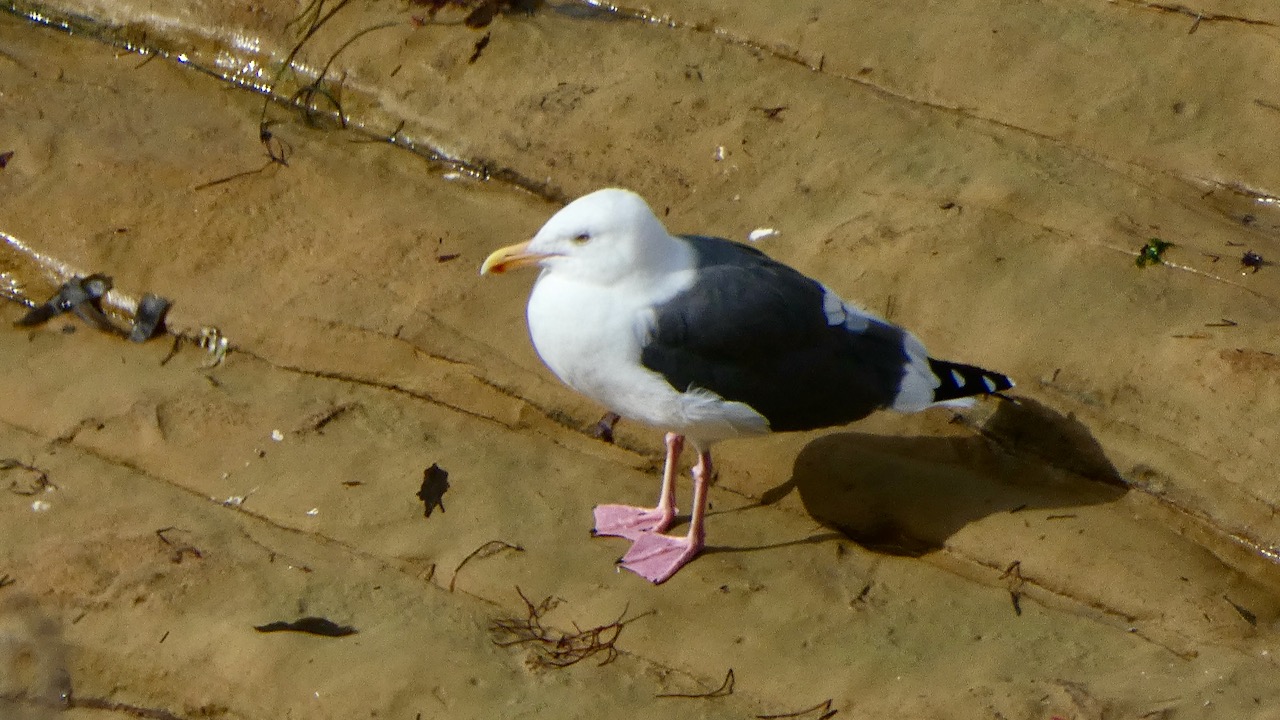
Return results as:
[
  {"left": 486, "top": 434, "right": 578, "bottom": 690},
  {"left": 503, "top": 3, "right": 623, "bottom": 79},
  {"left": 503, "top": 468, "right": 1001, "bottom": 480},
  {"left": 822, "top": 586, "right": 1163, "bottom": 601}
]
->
[{"left": 760, "top": 397, "right": 1127, "bottom": 556}]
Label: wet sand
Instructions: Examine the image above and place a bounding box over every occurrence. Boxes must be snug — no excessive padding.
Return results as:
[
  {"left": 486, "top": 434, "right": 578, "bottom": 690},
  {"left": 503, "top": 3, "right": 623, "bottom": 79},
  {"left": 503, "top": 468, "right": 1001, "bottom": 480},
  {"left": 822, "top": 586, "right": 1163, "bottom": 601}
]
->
[{"left": 2, "top": 2, "right": 1279, "bottom": 718}]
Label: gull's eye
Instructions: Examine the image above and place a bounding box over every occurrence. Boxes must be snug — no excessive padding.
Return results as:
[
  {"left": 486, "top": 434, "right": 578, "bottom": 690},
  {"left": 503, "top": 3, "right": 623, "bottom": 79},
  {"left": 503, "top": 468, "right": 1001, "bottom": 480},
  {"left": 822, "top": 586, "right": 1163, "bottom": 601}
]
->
[{"left": 571, "top": 232, "right": 591, "bottom": 245}]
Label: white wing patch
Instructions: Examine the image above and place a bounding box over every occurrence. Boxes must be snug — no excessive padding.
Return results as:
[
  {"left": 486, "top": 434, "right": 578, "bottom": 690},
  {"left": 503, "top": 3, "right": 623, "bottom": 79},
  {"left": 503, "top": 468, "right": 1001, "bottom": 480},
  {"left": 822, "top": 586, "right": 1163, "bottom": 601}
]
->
[
  {"left": 820, "top": 285, "right": 872, "bottom": 333},
  {"left": 818, "top": 284, "right": 944, "bottom": 413},
  {"left": 821, "top": 289, "right": 845, "bottom": 325},
  {"left": 889, "top": 331, "right": 942, "bottom": 413}
]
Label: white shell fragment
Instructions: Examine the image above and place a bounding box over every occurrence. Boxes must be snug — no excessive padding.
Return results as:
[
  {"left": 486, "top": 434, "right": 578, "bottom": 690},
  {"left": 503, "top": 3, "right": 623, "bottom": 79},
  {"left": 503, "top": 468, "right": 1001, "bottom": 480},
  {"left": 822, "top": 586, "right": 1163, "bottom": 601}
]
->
[
  {"left": 748, "top": 228, "right": 779, "bottom": 243},
  {"left": 270, "top": 429, "right": 284, "bottom": 442}
]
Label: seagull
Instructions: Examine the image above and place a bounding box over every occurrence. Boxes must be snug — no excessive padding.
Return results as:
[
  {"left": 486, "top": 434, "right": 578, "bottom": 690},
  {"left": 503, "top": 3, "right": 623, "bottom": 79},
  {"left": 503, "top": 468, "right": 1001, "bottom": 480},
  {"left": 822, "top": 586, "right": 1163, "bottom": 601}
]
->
[{"left": 481, "top": 188, "right": 1013, "bottom": 584}]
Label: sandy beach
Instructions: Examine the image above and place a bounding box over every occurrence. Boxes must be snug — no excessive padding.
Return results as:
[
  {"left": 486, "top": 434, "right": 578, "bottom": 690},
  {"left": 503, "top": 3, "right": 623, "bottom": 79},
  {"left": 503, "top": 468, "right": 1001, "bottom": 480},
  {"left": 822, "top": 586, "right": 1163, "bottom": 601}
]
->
[{"left": 2, "top": 1, "right": 1279, "bottom": 718}]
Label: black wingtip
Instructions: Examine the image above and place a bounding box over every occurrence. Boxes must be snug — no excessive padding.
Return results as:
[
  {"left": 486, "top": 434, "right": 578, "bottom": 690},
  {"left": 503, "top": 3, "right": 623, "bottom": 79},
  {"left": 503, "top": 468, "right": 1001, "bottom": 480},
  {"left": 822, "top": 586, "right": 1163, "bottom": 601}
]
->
[{"left": 927, "top": 358, "right": 1014, "bottom": 403}]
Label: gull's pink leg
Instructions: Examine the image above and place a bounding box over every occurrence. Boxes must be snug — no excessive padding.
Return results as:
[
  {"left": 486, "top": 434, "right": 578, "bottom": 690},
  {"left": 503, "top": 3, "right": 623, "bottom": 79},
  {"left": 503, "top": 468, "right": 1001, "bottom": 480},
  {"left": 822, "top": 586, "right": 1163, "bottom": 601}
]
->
[
  {"left": 592, "top": 433, "right": 683, "bottom": 540},
  {"left": 618, "top": 449, "right": 711, "bottom": 584}
]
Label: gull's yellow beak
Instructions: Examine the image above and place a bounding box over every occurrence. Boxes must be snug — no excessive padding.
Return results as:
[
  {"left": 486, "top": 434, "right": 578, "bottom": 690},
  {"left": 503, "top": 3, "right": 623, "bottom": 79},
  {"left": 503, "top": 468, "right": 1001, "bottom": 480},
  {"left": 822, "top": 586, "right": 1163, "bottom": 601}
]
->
[{"left": 480, "top": 240, "right": 554, "bottom": 275}]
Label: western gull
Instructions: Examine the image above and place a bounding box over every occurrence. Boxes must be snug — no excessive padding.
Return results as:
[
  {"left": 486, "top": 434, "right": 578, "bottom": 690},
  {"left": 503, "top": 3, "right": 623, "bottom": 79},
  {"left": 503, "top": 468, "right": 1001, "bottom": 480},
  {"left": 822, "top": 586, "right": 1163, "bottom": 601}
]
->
[{"left": 481, "top": 188, "right": 1013, "bottom": 584}]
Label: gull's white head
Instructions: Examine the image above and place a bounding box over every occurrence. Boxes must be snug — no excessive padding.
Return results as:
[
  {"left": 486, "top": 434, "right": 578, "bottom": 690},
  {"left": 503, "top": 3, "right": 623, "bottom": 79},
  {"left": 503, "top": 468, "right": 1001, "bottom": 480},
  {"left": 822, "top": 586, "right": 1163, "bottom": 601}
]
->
[{"left": 481, "top": 188, "right": 677, "bottom": 285}]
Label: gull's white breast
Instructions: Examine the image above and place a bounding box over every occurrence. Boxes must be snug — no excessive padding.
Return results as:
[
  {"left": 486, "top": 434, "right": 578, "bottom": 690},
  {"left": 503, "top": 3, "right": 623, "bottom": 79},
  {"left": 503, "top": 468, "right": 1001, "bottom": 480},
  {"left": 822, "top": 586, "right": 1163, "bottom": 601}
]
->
[{"left": 524, "top": 269, "right": 769, "bottom": 445}]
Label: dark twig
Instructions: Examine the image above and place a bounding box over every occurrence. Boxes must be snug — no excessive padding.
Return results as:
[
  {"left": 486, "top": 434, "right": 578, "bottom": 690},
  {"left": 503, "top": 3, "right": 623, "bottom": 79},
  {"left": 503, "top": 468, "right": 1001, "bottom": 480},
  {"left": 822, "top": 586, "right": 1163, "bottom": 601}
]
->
[
  {"left": 159, "top": 335, "right": 183, "bottom": 366},
  {"left": 154, "top": 527, "right": 204, "bottom": 564},
  {"left": 293, "top": 22, "right": 399, "bottom": 128},
  {"left": 449, "top": 539, "right": 523, "bottom": 591},
  {"left": 657, "top": 668, "right": 735, "bottom": 698},
  {"left": 286, "top": 0, "right": 326, "bottom": 34},
  {"left": 752, "top": 105, "right": 788, "bottom": 121},
  {"left": 1001, "top": 560, "right": 1025, "bottom": 617},
  {"left": 260, "top": 123, "right": 292, "bottom": 165},
  {"left": 468, "top": 32, "right": 491, "bottom": 63},
  {"left": 293, "top": 402, "right": 358, "bottom": 434},
  {"left": 260, "top": 0, "right": 353, "bottom": 131},
  {"left": 192, "top": 159, "right": 279, "bottom": 191},
  {"left": 758, "top": 698, "right": 838, "bottom": 719},
  {"left": 489, "top": 587, "right": 651, "bottom": 668},
  {"left": 1223, "top": 595, "right": 1258, "bottom": 627}
]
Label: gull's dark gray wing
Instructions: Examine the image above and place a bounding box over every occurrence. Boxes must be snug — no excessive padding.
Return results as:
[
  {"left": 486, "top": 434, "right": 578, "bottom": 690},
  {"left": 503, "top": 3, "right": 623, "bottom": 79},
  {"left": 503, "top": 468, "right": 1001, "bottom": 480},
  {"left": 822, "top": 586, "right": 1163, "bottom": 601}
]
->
[{"left": 640, "top": 235, "right": 913, "bottom": 432}]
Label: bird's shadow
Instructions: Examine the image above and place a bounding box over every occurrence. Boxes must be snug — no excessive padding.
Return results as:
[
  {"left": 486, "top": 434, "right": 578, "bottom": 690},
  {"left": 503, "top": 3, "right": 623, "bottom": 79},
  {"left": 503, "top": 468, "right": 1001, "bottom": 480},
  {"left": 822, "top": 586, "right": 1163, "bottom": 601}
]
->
[{"left": 756, "top": 397, "right": 1127, "bottom": 556}]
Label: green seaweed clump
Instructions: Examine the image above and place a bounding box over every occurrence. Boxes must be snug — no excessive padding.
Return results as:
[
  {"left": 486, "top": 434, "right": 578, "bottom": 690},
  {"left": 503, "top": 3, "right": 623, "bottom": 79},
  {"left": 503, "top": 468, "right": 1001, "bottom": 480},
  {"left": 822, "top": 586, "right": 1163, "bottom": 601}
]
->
[{"left": 1136, "top": 238, "right": 1174, "bottom": 268}]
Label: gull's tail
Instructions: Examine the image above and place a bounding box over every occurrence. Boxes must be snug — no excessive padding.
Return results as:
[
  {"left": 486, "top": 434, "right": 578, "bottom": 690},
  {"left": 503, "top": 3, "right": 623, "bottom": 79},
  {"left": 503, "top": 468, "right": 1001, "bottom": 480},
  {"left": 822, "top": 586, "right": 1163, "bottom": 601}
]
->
[{"left": 927, "top": 358, "right": 1014, "bottom": 408}]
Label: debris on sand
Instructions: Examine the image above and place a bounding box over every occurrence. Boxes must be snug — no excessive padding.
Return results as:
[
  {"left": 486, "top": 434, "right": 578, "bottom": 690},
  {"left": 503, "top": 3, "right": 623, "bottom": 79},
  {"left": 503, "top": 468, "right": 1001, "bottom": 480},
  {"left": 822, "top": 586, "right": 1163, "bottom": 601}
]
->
[
  {"left": 489, "top": 587, "right": 649, "bottom": 669},
  {"left": 1135, "top": 238, "right": 1173, "bottom": 268},
  {"left": 417, "top": 463, "right": 450, "bottom": 517},
  {"left": 254, "top": 617, "right": 357, "bottom": 637}
]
